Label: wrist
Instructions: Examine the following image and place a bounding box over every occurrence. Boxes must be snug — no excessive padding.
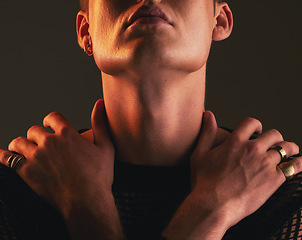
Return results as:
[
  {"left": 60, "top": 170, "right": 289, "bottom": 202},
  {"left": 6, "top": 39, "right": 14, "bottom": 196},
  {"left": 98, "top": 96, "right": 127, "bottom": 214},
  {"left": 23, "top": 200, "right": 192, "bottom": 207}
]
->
[
  {"left": 60, "top": 187, "right": 114, "bottom": 221},
  {"left": 61, "top": 188, "right": 115, "bottom": 220},
  {"left": 62, "top": 192, "right": 125, "bottom": 240},
  {"left": 162, "top": 191, "right": 233, "bottom": 240}
]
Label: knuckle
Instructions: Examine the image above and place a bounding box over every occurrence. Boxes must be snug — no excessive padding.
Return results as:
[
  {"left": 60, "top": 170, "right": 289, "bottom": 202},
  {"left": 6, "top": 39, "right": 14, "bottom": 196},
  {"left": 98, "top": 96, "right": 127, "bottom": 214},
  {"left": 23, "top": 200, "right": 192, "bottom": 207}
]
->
[
  {"left": 290, "top": 142, "right": 299, "bottom": 154},
  {"left": 251, "top": 118, "right": 262, "bottom": 130},
  {"left": 247, "top": 141, "right": 261, "bottom": 153},
  {"left": 31, "top": 149, "right": 41, "bottom": 159},
  {"left": 261, "top": 156, "right": 271, "bottom": 168},
  {"left": 7, "top": 142, "right": 14, "bottom": 152},
  {"left": 41, "top": 134, "right": 55, "bottom": 146},
  {"left": 241, "top": 117, "right": 254, "bottom": 125},
  {"left": 27, "top": 125, "right": 40, "bottom": 136},
  {"left": 255, "top": 119, "right": 262, "bottom": 129},
  {"left": 243, "top": 117, "right": 255, "bottom": 122},
  {"left": 47, "top": 111, "right": 61, "bottom": 118},
  {"left": 283, "top": 141, "right": 299, "bottom": 156},
  {"left": 15, "top": 136, "right": 24, "bottom": 142},
  {"left": 32, "top": 149, "right": 47, "bottom": 161},
  {"left": 281, "top": 141, "right": 291, "bottom": 149},
  {"left": 44, "top": 111, "right": 62, "bottom": 123},
  {"left": 270, "top": 129, "right": 283, "bottom": 141},
  {"left": 227, "top": 135, "right": 243, "bottom": 152},
  {"left": 243, "top": 117, "right": 261, "bottom": 126},
  {"left": 59, "top": 125, "right": 74, "bottom": 138},
  {"left": 228, "top": 133, "right": 241, "bottom": 146},
  {"left": 241, "top": 117, "right": 262, "bottom": 133},
  {"left": 9, "top": 137, "right": 24, "bottom": 149},
  {"left": 293, "top": 159, "right": 302, "bottom": 173}
]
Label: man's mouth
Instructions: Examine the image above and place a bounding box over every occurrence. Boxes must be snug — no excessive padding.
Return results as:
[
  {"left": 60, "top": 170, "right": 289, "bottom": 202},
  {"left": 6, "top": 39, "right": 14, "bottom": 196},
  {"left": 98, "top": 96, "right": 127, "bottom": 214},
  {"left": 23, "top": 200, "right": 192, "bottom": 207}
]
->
[{"left": 127, "top": 5, "right": 172, "bottom": 28}]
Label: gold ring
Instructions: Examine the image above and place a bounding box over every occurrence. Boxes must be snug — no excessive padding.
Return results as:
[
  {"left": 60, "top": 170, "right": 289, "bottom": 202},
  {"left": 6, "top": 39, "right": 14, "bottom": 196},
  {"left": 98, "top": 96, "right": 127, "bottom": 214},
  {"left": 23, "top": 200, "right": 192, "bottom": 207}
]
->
[
  {"left": 278, "top": 162, "right": 295, "bottom": 180},
  {"left": 270, "top": 145, "right": 287, "bottom": 161},
  {"left": 7, "top": 154, "right": 25, "bottom": 170}
]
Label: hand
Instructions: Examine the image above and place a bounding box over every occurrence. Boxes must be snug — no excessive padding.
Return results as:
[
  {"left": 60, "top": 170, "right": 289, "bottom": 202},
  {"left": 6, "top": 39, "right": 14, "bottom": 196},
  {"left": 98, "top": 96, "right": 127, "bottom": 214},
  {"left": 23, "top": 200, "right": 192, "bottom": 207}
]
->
[
  {"left": 1, "top": 99, "right": 114, "bottom": 211},
  {"left": 190, "top": 111, "right": 301, "bottom": 226},
  {"left": 0, "top": 100, "right": 124, "bottom": 240},
  {"left": 163, "top": 111, "right": 301, "bottom": 240}
]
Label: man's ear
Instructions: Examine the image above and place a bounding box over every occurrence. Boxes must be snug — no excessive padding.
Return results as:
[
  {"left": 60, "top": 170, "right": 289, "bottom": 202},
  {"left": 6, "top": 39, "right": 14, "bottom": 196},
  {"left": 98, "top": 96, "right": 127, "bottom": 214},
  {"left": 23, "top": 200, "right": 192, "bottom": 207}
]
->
[
  {"left": 76, "top": 11, "right": 90, "bottom": 50},
  {"left": 212, "top": 3, "right": 233, "bottom": 41}
]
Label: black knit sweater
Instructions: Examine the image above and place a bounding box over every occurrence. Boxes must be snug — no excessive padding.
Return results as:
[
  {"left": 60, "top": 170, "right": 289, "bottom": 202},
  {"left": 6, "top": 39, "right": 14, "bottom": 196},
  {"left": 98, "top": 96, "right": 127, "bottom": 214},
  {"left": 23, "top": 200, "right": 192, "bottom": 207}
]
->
[{"left": 0, "top": 160, "right": 302, "bottom": 240}]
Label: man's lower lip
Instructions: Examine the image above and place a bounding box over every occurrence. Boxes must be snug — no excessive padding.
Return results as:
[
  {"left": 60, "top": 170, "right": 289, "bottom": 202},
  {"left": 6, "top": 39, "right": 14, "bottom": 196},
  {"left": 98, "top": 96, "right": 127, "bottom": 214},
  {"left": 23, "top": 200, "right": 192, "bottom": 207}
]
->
[{"left": 130, "top": 17, "right": 170, "bottom": 26}]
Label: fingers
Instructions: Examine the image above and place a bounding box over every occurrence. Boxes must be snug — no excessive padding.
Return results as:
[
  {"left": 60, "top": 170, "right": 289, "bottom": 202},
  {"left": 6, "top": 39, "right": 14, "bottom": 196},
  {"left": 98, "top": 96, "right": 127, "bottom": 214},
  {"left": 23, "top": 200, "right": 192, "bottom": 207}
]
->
[
  {"left": 0, "top": 148, "right": 26, "bottom": 171},
  {"left": 0, "top": 149, "right": 14, "bottom": 167},
  {"left": 91, "top": 99, "right": 112, "bottom": 147},
  {"left": 7, "top": 112, "right": 76, "bottom": 161},
  {"left": 288, "top": 156, "right": 302, "bottom": 176},
  {"left": 8, "top": 136, "right": 36, "bottom": 158},
  {"left": 27, "top": 125, "right": 50, "bottom": 145},
  {"left": 193, "top": 111, "right": 218, "bottom": 157},
  {"left": 247, "top": 127, "right": 297, "bottom": 165},
  {"left": 276, "top": 155, "right": 302, "bottom": 181},
  {"left": 43, "top": 112, "right": 76, "bottom": 134},
  {"left": 231, "top": 117, "right": 262, "bottom": 141},
  {"left": 255, "top": 129, "right": 284, "bottom": 148},
  {"left": 267, "top": 141, "right": 299, "bottom": 164},
  {"left": 214, "top": 127, "right": 230, "bottom": 148}
]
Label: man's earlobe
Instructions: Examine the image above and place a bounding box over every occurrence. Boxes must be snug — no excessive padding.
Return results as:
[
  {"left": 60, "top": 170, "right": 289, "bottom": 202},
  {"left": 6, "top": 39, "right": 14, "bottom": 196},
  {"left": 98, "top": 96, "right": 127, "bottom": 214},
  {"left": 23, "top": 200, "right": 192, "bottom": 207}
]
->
[
  {"left": 76, "top": 11, "right": 90, "bottom": 50},
  {"left": 212, "top": 3, "right": 233, "bottom": 41}
]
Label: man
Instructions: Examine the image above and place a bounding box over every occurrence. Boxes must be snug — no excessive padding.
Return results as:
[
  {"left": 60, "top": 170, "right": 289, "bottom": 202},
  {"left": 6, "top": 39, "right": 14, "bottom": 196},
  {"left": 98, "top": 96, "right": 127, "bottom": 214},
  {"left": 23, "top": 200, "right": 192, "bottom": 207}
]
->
[{"left": 0, "top": 0, "right": 301, "bottom": 239}]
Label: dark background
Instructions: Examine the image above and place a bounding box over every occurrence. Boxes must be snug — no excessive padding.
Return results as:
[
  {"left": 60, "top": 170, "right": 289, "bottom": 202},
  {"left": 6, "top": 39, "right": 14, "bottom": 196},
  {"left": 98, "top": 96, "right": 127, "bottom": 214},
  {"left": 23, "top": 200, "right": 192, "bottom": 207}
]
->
[{"left": 0, "top": 0, "right": 301, "bottom": 149}]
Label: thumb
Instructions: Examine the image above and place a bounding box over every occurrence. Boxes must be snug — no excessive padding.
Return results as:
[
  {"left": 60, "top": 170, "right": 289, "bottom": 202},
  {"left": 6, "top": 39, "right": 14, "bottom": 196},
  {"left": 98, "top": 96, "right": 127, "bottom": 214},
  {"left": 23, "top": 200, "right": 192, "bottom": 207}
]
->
[
  {"left": 192, "top": 111, "right": 218, "bottom": 158},
  {"left": 91, "top": 99, "right": 112, "bottom": 148}
]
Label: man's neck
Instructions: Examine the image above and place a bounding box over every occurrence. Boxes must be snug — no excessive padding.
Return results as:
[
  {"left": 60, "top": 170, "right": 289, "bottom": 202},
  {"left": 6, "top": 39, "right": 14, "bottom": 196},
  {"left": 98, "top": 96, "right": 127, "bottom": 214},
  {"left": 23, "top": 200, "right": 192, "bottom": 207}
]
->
[{"left": 101, "top": 67, "right": 206, "bottom": 166}]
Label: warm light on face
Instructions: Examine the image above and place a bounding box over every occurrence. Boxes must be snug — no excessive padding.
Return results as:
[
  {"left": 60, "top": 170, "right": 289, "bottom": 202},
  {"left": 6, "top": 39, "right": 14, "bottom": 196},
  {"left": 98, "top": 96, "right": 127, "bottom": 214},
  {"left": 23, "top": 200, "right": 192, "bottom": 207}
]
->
[{"left": 79, "top": 0, "right": 221, "bottom": 75}]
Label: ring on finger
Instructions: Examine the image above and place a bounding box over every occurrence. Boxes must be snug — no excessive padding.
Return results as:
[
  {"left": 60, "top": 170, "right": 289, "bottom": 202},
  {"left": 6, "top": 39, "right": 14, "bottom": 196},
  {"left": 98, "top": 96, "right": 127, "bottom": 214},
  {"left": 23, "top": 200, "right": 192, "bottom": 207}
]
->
[
  {"left": 278, "top": 162, "right": 295, "bottom": 180},
  {"left": 269, "top": 145, "right": 287, "bottom": 161},
  {"left": 7, "top": 153, "right": 25, "bottom": 170}
]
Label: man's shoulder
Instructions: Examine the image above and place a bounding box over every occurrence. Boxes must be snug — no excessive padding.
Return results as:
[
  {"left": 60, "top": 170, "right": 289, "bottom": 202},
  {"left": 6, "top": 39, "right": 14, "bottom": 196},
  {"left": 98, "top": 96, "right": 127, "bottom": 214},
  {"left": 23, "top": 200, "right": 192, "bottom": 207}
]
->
[
  {"left": 223, "top": 173, "right": 302, "bottom": 240},
  {"left": 0, "top": 164, "right": 70, "bottom": 240}
]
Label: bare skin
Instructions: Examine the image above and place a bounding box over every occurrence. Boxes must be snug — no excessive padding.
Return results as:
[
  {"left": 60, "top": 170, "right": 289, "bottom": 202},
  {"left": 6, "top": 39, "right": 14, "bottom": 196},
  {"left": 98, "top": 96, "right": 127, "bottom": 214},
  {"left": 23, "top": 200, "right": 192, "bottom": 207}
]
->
[
  {"left": 162, "top": 113, "right": 301, "bottom": 239},
  {"left": 0, "top": 0, "right": 301, "bottom": 239},
  {"left": 76, "top": 0, "right": 233, "bottom": 166},
  {"left": 0, "top": 100, "right": 125, "bottom": 240}
]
